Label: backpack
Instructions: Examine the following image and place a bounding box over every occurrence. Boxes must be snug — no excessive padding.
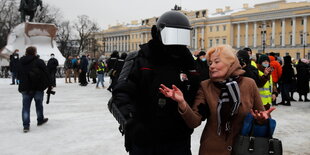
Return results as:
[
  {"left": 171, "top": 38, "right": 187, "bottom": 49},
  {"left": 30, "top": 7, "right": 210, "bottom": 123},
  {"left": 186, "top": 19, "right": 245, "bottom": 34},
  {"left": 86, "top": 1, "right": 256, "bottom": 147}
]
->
[{"left": 28, "top": 60, "right": 49, "bottom": 91}]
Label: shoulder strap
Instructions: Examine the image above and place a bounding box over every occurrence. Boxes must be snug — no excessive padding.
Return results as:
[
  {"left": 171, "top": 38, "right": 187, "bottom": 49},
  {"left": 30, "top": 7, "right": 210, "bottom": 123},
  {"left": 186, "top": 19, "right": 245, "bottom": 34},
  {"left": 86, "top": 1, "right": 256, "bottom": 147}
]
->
[{"left": 118, "top": 51, "right": 139, "bottom": 82}]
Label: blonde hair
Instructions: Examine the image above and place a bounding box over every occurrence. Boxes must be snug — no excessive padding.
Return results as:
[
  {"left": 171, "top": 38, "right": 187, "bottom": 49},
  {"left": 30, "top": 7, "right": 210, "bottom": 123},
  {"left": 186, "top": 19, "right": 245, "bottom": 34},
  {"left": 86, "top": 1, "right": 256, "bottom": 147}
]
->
[{"left": 206, "top": 45, "right": 236, "bottom": 66}]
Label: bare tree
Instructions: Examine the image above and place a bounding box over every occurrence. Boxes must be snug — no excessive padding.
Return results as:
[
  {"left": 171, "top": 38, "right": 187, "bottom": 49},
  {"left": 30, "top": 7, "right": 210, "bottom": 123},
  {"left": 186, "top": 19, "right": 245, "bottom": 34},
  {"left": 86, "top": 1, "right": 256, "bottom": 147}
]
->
[
  {"left": 0, "top": 0, "right": 19, "bottom": 49},
  {"left": 73, "top": 15, "right": 99, "bottom": 55},
  {"left": 0, "top": 0, "right": 62, "bottom": 49},
  {"left": 34, "top": 3, "right": 62, "bottom": 24},
  {"left": 56, "top": 20, "right": 73, "bottom": 57}
]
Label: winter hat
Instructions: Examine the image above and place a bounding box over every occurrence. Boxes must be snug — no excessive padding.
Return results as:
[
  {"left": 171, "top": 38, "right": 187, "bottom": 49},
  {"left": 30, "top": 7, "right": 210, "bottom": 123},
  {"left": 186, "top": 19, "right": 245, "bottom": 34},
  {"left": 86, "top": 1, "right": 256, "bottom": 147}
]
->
[
  {"left": 283, "top": 55, "right": 292, "bottom": 64},
  {"left": 197, "top": 51, "right": 206, "bottom": 57},
  {"left": 301, "top": 58, "right": 309, "bottom": 64},
  {"left": 258, "top": 54, "right": 270, "bottom": 64},
  {"left": 237, "top": 49, "right": 250, "bottom": 64}
]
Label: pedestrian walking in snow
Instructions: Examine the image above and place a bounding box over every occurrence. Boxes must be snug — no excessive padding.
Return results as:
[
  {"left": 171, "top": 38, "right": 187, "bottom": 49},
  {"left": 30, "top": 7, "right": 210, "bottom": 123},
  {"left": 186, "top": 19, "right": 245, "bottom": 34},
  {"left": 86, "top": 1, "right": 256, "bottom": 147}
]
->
[{"left": 17, "top": 46, "right": 51, "bottom": 133}]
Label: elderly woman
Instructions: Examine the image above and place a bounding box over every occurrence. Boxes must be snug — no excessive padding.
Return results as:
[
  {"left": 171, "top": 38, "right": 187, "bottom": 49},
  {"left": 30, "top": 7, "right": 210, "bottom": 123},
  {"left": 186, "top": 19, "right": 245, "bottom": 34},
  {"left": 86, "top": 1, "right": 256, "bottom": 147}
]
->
[{"left": 159, "top": 45, "right": 275, "bottom": 155}]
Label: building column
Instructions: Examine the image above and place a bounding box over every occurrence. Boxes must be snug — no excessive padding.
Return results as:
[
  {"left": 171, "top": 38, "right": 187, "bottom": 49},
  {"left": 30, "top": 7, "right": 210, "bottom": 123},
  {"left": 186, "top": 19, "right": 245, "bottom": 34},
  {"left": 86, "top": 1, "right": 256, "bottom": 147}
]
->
[
  {"left": 272, "top": 20, "right": 276, "bottom": 47},
  {"left": 245, "top": 22, "right": 248, "bottom": 47},
  {"left": 201, "top": 26, "right": 205, "bottom": 49},
  {"left": 127, "top": 36, "right": 129, "bottom": 51},
  {"left": 282, "top": 19, "right": 286, "bottom": 46},
  {"left": 141, "top": 33, "right": 143, "bottom": 45},
  {"left": 195, "top": 28, "right": 198, "bottom": 50},
  {"left": 292, "top": 17, "right": 296, "bottom": 46},
  {"left": 237, "top": 23, "right": 240, "bottom": 48},
  {"left": 304, "top": 16, "right": 308, "bottom": 46},
  {"left": 254, "top": 22, "right": 257, "bottom": 48}
]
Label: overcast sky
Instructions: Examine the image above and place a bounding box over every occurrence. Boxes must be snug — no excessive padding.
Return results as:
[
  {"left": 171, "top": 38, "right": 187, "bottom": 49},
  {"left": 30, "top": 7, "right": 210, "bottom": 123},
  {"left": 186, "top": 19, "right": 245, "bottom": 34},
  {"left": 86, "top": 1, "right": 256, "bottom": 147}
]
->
[{"left": 44, "top": 0, "right": 308, "bottom": 30}]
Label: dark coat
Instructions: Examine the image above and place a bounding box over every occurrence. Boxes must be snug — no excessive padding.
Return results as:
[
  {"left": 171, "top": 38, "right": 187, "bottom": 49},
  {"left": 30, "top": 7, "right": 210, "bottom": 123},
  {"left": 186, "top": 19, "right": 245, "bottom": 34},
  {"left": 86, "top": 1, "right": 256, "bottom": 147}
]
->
[
  {"left": 112, "top": 39, "right": 200, "bottom": 146},
  {"left": 47, "top": 58, "right": 59, "bottom": 72},
  {"left": 281, "top": 56, "right": 295, "bottom": 84},
  {"left": 9, "top": 53, "right": 20, "bottom": 72},
  {"left": 296, "top": 61, "right": 310, "bottom": 94},
  {"left": 18, "top": 55, "right": 51, "bottom": 92},
  {"left": 195, "top": 59, "right": 209, "bottom": 81},
  {"left": 80, "top": 56, "right": 88, "bottom": 72}
]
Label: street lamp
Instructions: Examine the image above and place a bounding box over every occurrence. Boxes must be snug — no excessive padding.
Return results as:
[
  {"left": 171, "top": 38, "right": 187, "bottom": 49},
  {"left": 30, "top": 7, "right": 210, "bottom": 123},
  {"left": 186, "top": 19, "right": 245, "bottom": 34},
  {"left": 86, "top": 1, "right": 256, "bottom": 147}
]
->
[
  {"left": 303, "top": 32, "right": 309, "bottom": 58},
  {"left": 258, "top": 22, "right": 270, "bottom": 54}
]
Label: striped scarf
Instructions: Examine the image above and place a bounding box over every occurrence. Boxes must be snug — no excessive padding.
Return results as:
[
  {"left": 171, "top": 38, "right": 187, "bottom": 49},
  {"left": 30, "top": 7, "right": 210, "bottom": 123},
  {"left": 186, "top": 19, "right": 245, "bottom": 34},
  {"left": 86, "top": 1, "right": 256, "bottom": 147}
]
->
[{"left": 215, "top": 77, "right": 241, "bottom": 137}]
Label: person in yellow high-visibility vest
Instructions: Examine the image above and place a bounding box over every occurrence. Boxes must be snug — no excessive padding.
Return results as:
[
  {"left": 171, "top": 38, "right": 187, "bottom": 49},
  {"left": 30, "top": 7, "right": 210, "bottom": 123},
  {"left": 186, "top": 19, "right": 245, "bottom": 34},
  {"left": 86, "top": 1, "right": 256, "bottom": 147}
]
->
[
  {"left": 96, "top": 60, "right": 106, "bottom": 88},
  {"left": 257, "top": 54, "right": 278, "bottom": 110}
]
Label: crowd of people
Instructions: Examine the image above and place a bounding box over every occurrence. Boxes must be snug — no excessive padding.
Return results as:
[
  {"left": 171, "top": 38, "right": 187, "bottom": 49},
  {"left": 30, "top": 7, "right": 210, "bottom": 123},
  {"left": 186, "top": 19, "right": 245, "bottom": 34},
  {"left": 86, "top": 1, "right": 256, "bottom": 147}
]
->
[
  {"left": 63, "top": 51, "right": 127, "bottom": 90},
  {"left": 4, "top": 9, "right": 310, "bottom": 155},
  {"left": 108, "top": 10, "right": 310, "bottom": 155}
]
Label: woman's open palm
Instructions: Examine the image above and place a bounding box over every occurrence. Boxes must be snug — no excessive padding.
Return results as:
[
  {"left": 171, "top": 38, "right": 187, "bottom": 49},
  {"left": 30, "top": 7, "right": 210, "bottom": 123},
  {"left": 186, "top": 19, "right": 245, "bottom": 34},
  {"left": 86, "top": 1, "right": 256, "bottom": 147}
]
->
[{"left": 159, "top": 84, "right": 185, "bottom": 103}]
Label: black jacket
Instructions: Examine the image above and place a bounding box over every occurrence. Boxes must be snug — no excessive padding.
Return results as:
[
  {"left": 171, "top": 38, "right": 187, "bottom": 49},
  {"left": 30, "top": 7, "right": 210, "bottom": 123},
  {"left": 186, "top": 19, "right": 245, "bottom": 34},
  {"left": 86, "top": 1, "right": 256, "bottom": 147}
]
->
[
  {"left": 111, "top": 39, "right": 200, "bottom": 147},
  {"left": 281, "top": 56, "right": 295, "bottom": 83},
  {"left": 18, "top": 55, "right": 51, "bottom": 92},
  {"left": 296, "top": 61, "right": 310, "bottom": 94},
  {"left": 195, "top": 59, "right": 209, "bottom": 81},
  {"left": 9, "top": 53, "right": 20, "bottom": 72},
  {"left": 47, "top": 58, "right": 59, "bottom": 72},
  {"left": 80, "top": 56, "right": 88, "bottom": 72}
]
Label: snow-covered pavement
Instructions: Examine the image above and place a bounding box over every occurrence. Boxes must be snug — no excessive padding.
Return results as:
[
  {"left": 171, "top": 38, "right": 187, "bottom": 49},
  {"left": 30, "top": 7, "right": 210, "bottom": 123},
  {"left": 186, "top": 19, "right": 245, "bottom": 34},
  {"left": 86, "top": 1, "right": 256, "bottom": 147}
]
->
[{"left": 0, "top": 78, "right": 309, "bottom": 155}]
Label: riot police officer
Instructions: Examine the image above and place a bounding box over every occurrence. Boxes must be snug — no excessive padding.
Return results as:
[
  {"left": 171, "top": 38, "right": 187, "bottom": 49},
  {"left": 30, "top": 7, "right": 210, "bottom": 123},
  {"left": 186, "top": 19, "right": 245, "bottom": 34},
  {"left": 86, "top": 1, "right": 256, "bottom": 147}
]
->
[{"left": 109, "top": 10, "right": 200, "bottom": 155}]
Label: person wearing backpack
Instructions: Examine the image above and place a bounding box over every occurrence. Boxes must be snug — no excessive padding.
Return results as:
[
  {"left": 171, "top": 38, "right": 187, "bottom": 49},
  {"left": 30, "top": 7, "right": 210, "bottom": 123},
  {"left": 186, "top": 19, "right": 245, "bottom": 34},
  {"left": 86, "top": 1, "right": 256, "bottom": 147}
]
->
[{"left": 18, "top": 46, "right": 52, "bottom": 133}]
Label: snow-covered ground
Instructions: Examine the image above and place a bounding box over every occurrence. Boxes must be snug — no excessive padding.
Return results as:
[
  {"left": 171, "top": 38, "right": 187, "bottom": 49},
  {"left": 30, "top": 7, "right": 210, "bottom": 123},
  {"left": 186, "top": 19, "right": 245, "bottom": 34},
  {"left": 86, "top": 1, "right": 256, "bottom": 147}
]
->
[{"left": 0, "top": 78, "right": 309, "bottom": 155}]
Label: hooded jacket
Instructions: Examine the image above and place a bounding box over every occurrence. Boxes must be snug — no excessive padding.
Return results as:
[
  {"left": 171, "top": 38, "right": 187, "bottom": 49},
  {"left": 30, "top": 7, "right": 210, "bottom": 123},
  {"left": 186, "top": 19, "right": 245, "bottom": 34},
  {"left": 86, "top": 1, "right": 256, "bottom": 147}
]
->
[
  {"left": 269, "top": 56, "right": 282, "bottom": 83},
  {"left": 18, "top": 55, "right": 51, "bottom": 92}
]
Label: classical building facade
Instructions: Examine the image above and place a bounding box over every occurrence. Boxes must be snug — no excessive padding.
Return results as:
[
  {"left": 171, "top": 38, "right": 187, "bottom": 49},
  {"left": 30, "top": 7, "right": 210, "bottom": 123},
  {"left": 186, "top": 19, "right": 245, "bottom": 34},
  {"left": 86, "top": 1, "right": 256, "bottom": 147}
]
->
[{"left": 95, "top": 0, "right": 310, "bottom": 59}]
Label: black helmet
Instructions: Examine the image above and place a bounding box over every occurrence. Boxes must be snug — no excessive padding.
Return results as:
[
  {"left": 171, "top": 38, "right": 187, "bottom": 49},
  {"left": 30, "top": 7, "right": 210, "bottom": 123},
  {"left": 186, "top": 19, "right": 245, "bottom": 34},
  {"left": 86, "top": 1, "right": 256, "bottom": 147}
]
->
[
  {"left": 152, "top": 11, "right": 192, "bottom": 46},
  {"left": 156, "top": 11, "right": 192, "bottom": 31}
]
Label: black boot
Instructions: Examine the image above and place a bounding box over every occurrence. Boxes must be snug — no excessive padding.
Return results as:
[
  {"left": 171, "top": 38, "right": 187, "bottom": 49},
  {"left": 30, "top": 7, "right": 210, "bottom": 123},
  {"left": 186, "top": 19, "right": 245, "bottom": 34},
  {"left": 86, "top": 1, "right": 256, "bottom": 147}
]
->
[
  {"left": 37, "top": 118, "right": 48, "bottom": 126},
  {"left": 283, "top": 101, "right": 291, "bottom": 106},
  {"left": 290, "top": 97, "right": 296, "bottom": 101}
]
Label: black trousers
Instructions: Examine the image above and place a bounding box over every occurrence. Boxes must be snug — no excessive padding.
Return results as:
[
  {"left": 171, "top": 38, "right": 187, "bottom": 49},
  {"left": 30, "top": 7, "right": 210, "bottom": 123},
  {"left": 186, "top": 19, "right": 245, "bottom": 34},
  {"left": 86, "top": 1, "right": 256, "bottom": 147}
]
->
[
  {"left": 48, "top": 70, "right": 57, "bottom": 87},
  {"left": 80, "top": 71, "right": 87, "bottom": 85}
]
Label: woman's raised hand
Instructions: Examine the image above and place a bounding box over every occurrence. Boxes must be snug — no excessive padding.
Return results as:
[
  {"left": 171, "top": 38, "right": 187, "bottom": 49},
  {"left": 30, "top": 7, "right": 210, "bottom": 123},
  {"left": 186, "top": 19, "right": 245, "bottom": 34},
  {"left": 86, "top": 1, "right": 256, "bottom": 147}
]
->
[{"left": 159, "top": 84, "right": 185, "bottom": 103}]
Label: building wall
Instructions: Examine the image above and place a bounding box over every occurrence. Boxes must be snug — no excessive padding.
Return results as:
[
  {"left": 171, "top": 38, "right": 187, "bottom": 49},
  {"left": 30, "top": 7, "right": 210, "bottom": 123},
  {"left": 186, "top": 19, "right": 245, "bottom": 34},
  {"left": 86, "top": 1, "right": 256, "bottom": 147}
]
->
[{"left": 95, "top": 1, "right": 310, "bottom": 58}]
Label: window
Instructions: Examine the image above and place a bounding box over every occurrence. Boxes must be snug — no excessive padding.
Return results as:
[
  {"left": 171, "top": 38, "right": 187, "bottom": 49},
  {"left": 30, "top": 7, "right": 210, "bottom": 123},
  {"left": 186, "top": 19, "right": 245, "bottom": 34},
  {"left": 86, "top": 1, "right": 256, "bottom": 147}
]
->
[
  {"left": 209, "top": 39, "right": 213, "bottom": 47},
  {"left": 300, "top": 34, "right": 304, "bottom": 45},
  {"left": 291, "top": 20, "right": 293, "bottom": 26},
  {"left": 196, "top": 12, "right": 199, "bottom": 18},
  {"left": 301, "top": 19, "right": 304, "bottom": 25},
  {"left": 296, "top": 52, "right": 300, "bottom": 60},
  {"left": 290, "top": 35, "right": 293, "bottom": 45},
  {"left": 223, "top": 38, "right": 226, "bottom": 44},
  {"left": 216, "top": 39, "right": 219, "bottom": 44},
  {"left": 216, "top": 26, "right": 219, "bottom": 31},
  {"left": 202, "top": 10, "right": 206, "bottom": 17},
  {"left": 280, "top": 36, "right": 282, "bottom": 45},
  {"left": 281, "top": 22, "right": 282, "bottom": 27},
  {"left": 223, "top": 25, "right": 226, "bottom": 31},
  {"left": 210, "top": 26, "right": 213, "bottom": 32}
]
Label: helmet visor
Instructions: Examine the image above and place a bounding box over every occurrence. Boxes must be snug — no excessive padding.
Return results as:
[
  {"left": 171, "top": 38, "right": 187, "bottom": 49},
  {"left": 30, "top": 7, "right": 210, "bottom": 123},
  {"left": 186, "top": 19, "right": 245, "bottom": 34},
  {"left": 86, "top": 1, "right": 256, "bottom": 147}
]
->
[{"left": 160, "top": 27, "right": 190, "bottom": 46}]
